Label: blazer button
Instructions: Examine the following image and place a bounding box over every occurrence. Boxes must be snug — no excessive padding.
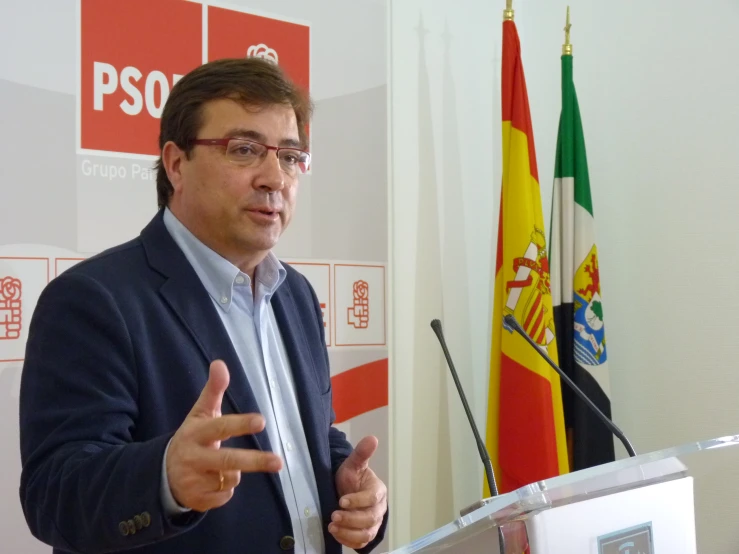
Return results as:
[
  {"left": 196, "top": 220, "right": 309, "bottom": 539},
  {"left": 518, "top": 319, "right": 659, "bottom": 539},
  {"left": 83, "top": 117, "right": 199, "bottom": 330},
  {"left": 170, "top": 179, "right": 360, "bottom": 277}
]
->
[
  {"left": 118, "top": 521, "right": 129, "bottom": 536},
  {"left": 141, "top": 511, "right": 151, "bottom": 528},
  {"left": 127, "top": 520, "right": 136, "bottom": 535},
  {"left": 279, "top": 535, "right": 295, "bottom": 550},
  {"left": 133, "top": 515, "right": 143, "bottom": 530}
]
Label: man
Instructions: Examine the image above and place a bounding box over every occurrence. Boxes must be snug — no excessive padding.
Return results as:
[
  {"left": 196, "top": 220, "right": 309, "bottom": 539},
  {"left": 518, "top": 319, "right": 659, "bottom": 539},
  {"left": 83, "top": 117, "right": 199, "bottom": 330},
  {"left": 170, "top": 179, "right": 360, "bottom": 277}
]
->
[{"left": 19, "top": 57, "right": 388, "bottom": 554}]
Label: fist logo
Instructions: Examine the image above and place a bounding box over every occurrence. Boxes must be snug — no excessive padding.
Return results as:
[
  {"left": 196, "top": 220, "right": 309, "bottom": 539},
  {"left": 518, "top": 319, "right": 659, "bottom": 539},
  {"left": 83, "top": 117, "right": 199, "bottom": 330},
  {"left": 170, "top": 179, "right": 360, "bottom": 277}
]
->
[{"left": 246, "top": 43, "right": 278, "bottom": 64}]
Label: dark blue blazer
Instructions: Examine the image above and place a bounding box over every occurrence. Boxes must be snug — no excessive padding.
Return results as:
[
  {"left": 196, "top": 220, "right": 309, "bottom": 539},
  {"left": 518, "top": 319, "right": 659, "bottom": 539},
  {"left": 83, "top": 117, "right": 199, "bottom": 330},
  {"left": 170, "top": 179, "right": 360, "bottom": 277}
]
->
[{"left": 19, "top": 210, "right": 387, "bottom": 554}]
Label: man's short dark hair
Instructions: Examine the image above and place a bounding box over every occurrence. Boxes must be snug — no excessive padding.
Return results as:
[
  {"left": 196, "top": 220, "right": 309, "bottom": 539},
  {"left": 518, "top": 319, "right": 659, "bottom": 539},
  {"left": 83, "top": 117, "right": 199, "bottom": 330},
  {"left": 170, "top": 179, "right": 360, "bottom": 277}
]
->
[{"left": 154, "top": 57, "right": 313, "bottom": 208}]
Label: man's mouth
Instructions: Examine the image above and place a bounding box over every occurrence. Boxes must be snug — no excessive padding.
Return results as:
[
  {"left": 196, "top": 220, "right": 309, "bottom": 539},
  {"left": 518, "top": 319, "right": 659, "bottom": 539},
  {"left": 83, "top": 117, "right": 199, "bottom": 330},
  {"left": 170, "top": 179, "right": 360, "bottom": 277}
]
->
[
  {"left": 246, "top": 207, "right": 280, "bottom": 221},
  {"left": 248, "top": 206, "right": 280, "bottom": 214}
]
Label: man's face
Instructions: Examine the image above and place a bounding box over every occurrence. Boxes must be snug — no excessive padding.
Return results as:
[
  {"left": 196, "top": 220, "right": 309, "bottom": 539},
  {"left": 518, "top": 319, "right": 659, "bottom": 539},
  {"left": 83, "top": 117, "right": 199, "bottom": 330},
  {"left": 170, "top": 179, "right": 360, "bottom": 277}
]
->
[{"left": 166, "top": 99, "right": 302, "bottom": 268}]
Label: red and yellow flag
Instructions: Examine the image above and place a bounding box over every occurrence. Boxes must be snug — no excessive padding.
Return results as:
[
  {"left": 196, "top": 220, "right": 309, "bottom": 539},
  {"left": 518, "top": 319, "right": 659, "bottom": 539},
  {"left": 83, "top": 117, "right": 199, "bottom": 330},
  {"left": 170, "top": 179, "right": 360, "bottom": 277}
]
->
[{"left": 484, "top": 14, "right": 569, "bottom": 496}]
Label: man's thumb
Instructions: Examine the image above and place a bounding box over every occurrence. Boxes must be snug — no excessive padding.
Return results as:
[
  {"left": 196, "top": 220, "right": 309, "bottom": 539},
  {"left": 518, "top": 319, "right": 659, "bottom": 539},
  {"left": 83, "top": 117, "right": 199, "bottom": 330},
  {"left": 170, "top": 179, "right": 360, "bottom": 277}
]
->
[
  {"left": 190, "top": 360, "right": 230, "bottom": 417},
  {"left": 345, "top": 436, "right": 378, "bottom": 470}
]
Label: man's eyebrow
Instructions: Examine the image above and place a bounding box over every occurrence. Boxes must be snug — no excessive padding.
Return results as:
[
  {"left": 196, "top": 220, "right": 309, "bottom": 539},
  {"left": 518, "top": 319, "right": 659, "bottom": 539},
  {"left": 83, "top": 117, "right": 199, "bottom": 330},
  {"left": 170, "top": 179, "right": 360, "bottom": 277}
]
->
[
  {"left": 279, "top": 138, "right": 302, "bottom": 148},
  {"left": 224, "top": 128, "right": 265, "bottom": 141},
  {"left": 224, "top": 128, "right": 302, "bottom": 148}
]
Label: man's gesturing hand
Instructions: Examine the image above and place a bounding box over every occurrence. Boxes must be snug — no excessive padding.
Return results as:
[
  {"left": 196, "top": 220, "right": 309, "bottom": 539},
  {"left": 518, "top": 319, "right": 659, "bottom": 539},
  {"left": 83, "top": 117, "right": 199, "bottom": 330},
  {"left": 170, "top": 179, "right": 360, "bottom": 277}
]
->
[
  {"left": 165, "top": 360, "right": 282, "bottom": 512},
  {"left": 330, "top": 436, "right": 388, "bottom": 550}
]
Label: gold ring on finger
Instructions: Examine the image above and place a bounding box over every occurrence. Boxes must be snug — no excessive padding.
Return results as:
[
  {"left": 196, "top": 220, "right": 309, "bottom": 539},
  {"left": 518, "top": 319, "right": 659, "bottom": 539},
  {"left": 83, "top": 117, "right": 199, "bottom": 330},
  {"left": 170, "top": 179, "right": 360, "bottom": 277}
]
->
[{"left": 218, "top": 470, "right": 225, "bottom": 492}]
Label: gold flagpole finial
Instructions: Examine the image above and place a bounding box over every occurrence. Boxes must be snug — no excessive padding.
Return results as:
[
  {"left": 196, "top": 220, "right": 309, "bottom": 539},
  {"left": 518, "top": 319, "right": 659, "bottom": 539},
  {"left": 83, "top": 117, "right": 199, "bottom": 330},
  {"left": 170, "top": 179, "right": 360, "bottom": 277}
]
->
[
  {"left": 562, "top": 6, "right": 573, "bottom": 55},
  {"left": 504, "top": 0, "right": 514, "bottom": 21}
]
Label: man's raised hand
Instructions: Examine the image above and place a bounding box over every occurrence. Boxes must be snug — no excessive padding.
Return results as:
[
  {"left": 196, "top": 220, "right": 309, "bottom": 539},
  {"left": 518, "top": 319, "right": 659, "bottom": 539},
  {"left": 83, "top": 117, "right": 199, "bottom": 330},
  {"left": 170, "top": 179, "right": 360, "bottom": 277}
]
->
[{"left": 165, "top": 360, "right": 282, "bottom": 512}]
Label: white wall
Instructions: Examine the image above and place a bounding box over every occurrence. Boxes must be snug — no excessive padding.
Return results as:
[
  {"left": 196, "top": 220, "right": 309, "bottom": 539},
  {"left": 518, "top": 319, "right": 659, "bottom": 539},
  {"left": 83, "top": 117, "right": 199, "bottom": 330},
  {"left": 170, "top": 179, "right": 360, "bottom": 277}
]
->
[
  {"left": 389, "top": 0, "right": 739, "bottom": 552},
  {"left": 388, "top": 0, "right": 500, "bottom": 547}
]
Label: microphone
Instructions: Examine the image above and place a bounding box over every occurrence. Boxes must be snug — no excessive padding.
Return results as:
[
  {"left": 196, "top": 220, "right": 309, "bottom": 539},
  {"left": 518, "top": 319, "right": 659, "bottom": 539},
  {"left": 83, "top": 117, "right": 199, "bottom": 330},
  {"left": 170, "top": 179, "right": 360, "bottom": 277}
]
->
[
  {"left": 430, "top": 319, "right": 499, "bottom": 497},
  {"left": 502, "top": 313, "right": 637, "bottom": 458}
]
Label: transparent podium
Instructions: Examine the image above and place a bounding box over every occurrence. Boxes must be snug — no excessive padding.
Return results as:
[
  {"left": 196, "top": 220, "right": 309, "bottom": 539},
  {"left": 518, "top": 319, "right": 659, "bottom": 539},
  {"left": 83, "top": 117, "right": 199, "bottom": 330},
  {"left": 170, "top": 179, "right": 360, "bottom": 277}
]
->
[{"left": 388, "top": 435, "right": 739, "bottom": 554}]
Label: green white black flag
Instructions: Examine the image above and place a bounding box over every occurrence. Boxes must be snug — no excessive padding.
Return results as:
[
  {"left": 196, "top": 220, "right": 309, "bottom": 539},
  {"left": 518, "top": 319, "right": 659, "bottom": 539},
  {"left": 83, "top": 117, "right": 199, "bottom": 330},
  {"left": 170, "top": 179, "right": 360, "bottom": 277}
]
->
[{"left": 550, "top": 51, "right": 616, "bottom": 470}]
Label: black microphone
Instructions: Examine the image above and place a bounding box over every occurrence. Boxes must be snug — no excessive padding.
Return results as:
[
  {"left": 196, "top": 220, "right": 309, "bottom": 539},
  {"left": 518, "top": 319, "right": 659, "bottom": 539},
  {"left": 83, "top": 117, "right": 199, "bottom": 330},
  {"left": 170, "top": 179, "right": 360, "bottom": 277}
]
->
[
  {"left": 430, "top": 319, "right": 499, "bottom": 497},
  {"left": 502, "top": 313, "right": 637, "bottom": 458}
]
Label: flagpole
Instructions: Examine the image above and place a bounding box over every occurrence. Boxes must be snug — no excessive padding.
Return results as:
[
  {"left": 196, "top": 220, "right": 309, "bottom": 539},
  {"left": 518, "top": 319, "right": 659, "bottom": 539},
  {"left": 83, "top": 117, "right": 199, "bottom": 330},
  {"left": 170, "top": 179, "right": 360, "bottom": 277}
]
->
[
  {"left": 504, "top": 0, "right": 514, "bottom": 21},
  {"left": 563, "top": 6, "right": 573, "bottom": 56}
]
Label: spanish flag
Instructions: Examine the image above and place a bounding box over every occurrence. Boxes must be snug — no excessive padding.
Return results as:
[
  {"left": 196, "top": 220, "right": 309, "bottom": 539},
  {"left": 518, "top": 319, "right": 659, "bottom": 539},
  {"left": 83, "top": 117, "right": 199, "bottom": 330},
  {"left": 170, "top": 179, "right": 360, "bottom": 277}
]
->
[{"left": 484, "top": 8, "right": 569, "bottom": 496}]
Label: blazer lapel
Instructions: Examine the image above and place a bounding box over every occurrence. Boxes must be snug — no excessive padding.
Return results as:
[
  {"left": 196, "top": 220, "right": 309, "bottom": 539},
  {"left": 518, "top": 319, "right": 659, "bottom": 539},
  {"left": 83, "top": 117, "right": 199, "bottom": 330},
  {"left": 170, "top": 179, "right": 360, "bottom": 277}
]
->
[{"left": 139, "top": 212, "right": 275, "bottom": 456}]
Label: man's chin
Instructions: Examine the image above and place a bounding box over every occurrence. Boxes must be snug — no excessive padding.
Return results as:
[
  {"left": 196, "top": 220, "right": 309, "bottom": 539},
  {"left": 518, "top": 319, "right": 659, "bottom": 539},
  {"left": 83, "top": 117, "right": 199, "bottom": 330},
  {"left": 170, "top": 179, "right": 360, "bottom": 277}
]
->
[{"left": 238, "top": 232, "right": 281, "bottom": 254}]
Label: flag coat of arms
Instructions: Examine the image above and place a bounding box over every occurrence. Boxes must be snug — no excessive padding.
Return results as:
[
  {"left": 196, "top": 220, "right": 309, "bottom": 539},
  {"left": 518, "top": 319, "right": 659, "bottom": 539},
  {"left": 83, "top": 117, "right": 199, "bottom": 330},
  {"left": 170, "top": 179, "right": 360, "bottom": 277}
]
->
[{"left": 484, "top": 15, "right": 569, "bottom": 495}]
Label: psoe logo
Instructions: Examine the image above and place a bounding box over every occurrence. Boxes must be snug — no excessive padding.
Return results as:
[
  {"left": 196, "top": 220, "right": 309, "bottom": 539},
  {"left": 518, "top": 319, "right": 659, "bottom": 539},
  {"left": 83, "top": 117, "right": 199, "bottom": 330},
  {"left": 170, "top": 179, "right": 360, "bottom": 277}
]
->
[
  {"left": 348, "top": 280, "right": 369, "bottom": 329},
  {"left": 0, "top": 277, "right": 22, "bottom": 340},
  {"left": 79, "top": 0, "right": 309, "bottom": 159},
  {"left": 247, "top": 44, "right": 279, "bottom": 64},
  {"left": 92, "top": 63, "right": 184, "bottom": 119},
  {"left": 78, "top": 0, "right": 202, "bottom": 158}
]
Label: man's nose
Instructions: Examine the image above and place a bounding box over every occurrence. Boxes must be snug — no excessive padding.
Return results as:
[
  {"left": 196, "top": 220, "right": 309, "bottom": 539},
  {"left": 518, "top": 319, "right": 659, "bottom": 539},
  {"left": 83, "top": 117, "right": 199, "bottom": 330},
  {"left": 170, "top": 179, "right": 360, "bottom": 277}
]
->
[{"left": 254, "top": 151, "right": 285, "bottom": 191}]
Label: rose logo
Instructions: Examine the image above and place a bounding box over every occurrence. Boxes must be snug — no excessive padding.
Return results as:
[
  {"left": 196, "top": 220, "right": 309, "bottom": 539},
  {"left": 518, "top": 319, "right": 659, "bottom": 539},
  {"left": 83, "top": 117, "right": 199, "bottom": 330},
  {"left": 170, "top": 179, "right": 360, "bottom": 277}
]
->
[
  {"left": 0, "top": 277, "right": 21, "bottom": 301},
  {"left": 353, "top": 280, "right": 369, "bottom": 299},
  {"left": 246, "top": 44, "right": 279, "bottom": 64}
]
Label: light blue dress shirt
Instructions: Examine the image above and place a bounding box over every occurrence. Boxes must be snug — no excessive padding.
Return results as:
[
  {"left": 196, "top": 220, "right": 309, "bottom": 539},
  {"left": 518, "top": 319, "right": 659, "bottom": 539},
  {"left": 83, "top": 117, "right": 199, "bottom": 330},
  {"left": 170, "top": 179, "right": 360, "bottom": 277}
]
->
[{"left": 159, "top": 208, "right": 325, "bottom": 553}]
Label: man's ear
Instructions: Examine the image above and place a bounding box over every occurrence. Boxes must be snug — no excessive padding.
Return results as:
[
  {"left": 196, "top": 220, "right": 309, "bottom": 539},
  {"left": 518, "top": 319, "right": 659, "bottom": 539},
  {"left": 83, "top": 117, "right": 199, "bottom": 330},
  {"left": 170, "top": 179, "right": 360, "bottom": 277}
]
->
[{"left": 161, "top": 141, "right": 187, "bottom": 194}]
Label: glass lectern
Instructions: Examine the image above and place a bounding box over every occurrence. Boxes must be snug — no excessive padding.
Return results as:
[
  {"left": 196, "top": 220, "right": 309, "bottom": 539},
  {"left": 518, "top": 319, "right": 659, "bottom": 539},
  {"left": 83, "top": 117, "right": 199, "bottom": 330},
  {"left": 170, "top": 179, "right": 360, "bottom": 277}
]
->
[{"left": 387, "top": 435, "right": 739, "bottom": 554}]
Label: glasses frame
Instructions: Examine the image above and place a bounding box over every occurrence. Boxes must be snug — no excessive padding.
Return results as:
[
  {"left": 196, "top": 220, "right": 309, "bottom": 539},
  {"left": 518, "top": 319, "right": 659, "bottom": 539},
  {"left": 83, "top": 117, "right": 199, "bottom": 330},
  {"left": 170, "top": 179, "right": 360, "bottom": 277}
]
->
[{"left": 191, "top": 138, "right": 311, "bottom": 174}]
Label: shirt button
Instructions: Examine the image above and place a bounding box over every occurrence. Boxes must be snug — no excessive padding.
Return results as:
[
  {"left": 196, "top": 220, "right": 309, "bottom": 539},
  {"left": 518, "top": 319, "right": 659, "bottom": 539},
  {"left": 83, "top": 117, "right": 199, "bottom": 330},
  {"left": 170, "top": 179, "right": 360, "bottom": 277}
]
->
[
  {"left": 304, "top": 507, "right": 311, "bottom": 517},
  {"left": 286, "top": 442, "right": 293, "bottom": 452},
  {"left": 235, "top": 275, "right": 245, "bottom": 284},
  {"left": 270, "top": 378, "right": 276, "bottom": 388},
  {"left": 220, "top": 296, "right": 228, "bottom": 304}
]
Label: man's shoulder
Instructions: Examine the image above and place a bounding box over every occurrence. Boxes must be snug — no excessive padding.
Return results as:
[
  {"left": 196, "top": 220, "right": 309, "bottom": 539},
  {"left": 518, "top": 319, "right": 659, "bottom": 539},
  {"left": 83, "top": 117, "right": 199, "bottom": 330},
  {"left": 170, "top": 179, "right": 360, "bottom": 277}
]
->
[
  {"left": 54, "top": 237, "right": 152, "bottom": 293},
  {"left": 66, "top": 237, "right": 144, "bottom": 277},
  {"left": 31, "top": 237, "right": 156, "bottom": 323}
]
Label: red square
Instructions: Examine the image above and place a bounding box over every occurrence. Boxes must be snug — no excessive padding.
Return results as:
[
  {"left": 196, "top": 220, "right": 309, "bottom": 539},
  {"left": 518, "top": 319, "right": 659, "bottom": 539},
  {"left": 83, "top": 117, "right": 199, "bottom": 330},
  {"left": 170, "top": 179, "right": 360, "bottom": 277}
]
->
[
  {"left": 207, "top": 6, "right": 310, "bottom": 97},
  {"left": 79, "top": 0, "right": 202, "bottom": 157}
]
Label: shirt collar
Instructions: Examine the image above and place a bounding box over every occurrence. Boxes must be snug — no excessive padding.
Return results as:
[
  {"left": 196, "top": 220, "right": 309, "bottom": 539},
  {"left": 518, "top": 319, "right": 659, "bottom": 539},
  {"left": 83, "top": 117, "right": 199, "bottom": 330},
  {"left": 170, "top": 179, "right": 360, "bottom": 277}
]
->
[{"left": 162, "top": 208, "right": 286, "bottom": 311}]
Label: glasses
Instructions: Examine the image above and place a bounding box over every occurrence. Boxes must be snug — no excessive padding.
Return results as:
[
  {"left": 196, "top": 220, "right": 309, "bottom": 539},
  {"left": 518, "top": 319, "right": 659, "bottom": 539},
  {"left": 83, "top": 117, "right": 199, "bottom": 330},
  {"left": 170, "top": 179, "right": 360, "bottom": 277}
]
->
[{"left": 191, "top": 138, "right": 311, "bottom": 175}]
